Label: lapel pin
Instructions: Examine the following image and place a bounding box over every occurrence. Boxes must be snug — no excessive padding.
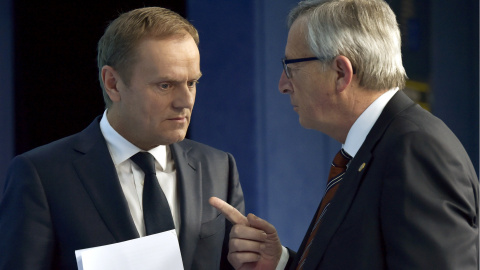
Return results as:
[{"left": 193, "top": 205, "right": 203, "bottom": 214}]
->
[{"left": 358, "top": 162, "right": 366, "bottom": 172}]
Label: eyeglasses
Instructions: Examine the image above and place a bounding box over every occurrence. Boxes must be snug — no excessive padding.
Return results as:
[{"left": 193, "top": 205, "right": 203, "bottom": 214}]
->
[
  {"left": 282, "top": 57, "right": 319, "bottom": 79},
  {"left": 282, "top": 56, "right": 356, "bottom": 78}
]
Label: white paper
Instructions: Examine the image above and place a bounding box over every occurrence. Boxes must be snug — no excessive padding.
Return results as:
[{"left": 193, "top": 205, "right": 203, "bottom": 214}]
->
[{"left": 75, "top": 229, "right": 183, "bottom": 270}]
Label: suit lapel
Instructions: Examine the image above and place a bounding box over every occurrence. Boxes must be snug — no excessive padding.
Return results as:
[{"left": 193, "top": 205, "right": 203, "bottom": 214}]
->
[
  {"left": 300, "top": 153, "right": 371, "bottom": 269},
  {"left": 73, "top": 118, "right": 139, "bottom": 242},
  {"left": 301, "top": 91, "right": 416, "bottom": 269},
  {"left": 171, "top": 141, "right": 202, "bottom": 269}
]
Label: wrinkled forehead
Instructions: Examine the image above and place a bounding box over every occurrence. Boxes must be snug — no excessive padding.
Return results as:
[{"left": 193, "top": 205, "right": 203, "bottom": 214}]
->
[
  {"left": 132, "top": 35, "right": 200, "bottom": 76},
  {"left": 128, "top": 33, "right": 195, "bottom": 64},
  {"left": 285, "top": 16, "right": 311, "bottom": 58}
]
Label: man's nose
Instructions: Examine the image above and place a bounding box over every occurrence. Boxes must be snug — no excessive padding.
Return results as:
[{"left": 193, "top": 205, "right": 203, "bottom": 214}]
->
[
  {"left": 278, "top": 70, "right": 292, "bottom": 94},
  {"left": 173, "top": 85, "right": 195, "bottom": 109}
]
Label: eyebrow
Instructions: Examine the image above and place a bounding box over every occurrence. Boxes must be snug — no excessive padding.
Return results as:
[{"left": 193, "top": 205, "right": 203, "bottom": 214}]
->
[{"left": 155, "top": 72, "right": 203, "bottom": 83}]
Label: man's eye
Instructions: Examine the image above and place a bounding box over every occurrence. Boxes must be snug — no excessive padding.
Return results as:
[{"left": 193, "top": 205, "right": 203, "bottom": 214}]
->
[
  {"left": 158, "top": 83, "right": 170, "bottom": 89},
  {"left": 187, "top": 80, "right": 198, "bottom": 87}
]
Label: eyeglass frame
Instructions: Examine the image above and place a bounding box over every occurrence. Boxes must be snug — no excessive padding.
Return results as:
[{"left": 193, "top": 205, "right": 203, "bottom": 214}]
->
[
  {"left": 282, "top": 56, "right": 356, "bottom": 78},
  {"left": 282, "top": 57, "right": 319, "bottom": 79}
]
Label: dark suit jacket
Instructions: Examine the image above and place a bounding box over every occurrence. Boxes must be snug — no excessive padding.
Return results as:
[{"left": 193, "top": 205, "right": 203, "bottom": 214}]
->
[
  {"left": 288, "top": 91, "right": 479, "bottom": 269},
  {"left": 0, "top": 117, "right": 244, "bottom": 270}
]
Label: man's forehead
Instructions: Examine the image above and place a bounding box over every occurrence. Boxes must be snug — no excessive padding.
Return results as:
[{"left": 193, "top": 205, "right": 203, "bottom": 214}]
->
[{"left": 285, "top": 18, "right": 310, "bottom": 58}]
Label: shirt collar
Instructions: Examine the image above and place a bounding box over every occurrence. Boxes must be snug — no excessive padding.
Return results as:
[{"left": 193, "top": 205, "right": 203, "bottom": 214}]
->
[
  {"left": 99, "top": 110, "right": 168, "bottom": 170},
  {"left": 343, "top": 88, "right": 398, "bottom": 158}
]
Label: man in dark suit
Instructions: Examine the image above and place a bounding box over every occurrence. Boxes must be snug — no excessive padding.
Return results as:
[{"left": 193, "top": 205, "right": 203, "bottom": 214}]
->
[
  {"left": 0, "top": 7, "right": 244, "bottom": 270},
  {"left": 209, "top": 0, "right": 478, "bottom": 269}
]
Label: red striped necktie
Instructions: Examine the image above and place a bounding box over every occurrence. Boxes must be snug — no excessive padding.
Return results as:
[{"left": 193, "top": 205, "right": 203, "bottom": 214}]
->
[{"left": 296, "top": 149, "right": 352, "bottom": 270}]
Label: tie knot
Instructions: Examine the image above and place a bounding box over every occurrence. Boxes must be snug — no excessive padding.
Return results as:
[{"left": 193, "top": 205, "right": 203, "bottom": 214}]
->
[
  {"left": 332, "top": 149, "right": 352, "bottom": 168},
  {"left": 131, "top": 152, "right": 156, "bottom": 175}
]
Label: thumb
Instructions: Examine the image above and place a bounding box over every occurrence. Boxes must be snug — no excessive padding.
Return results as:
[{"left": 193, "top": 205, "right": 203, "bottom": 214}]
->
[{"left": 246, "top": 213, "right": 277, "bottom": 235}]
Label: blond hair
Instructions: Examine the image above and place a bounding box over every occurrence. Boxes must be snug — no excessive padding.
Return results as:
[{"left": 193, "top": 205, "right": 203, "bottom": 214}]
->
[{"left": 97, "top": 7, "right": 199, "bottom": 108}]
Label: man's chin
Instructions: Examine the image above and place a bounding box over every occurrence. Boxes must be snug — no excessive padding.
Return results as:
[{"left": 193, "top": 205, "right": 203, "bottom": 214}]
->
[
  {"left": 298, "top": 118, "right": 316, "bottom": 130},
  {"left": 162, "top": 131, "right": 188, "bottom": 145}
]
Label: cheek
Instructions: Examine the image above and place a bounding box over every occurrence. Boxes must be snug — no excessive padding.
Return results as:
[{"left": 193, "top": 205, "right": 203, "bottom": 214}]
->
[
  {"left": 146, "top": 96, "right": 170, "bottom": 113},
  {"left": 304, "top": 92, "right": 331, "bottom": 118},
  {"left": 300, "top": 89, "right": 322, "bottom": 108}
]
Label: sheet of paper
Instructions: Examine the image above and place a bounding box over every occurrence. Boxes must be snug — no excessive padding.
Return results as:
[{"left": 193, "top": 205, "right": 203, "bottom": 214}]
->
[{"left": 75, "top": 229, "right": 183, "bottom": 270}]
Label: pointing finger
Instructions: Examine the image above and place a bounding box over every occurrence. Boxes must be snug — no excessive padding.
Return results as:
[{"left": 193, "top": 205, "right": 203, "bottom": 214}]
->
[{"left": 209, "top": 196, "right": 249, "bottom": 226}]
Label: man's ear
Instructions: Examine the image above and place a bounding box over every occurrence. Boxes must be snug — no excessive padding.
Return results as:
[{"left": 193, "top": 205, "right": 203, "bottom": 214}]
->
[
  {"left": 101, "top": 65, "right": 122, "bottom": 102},
  {"left": 332, "top": 55, "right": 354, "bottom": 92}
]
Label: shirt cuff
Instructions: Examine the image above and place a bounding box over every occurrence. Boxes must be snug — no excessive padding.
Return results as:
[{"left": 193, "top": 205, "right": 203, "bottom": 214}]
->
[{"left": 275, "top": 246, "right": 289, "bottom": 270}]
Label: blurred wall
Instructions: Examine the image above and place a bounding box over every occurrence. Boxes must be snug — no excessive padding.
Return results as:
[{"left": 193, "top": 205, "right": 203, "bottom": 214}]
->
[
  {"left": 0, "top": 0, "right": 14, "bottom": 200},
  {"left": 430, "top": 0, "right": 479, "bottom": 169}
]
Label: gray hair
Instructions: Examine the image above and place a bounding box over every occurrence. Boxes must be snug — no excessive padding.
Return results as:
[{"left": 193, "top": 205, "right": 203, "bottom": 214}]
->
[
  {"left": 97, "top": 7, "right": 199, "bottom": 108},
  {"left": 288, "top": 0, "right": 407, "bottom": 90}
]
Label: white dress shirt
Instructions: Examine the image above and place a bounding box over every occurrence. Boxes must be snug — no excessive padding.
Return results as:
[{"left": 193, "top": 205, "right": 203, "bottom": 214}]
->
[
  {"left": 276, "top": 88, "right": 398, "bottom": 269},
  {"left": 99, "top": 110, "right": 180, "bottom": 237},
  {"left": 342, "top": 88, "right": 398, "bottom": 158}
]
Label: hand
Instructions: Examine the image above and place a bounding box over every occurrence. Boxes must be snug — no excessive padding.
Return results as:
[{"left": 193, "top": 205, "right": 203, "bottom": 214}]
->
[{"left": 209, "top": 197, "right": 283, "bottom": 270}]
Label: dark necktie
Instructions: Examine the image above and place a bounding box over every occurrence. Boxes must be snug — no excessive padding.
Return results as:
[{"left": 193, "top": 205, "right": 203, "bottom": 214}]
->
[
  {"left": 130, "top": 152, "right": 175, "bottom": 235},
  {"left": 296, "top": 149, "right": 352, "bottom": 270}
]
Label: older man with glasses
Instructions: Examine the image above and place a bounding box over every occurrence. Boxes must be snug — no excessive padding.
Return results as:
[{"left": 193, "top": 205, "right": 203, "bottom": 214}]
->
[{"left": 210, "top": 0, "right": 479, "bottom": 269}]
